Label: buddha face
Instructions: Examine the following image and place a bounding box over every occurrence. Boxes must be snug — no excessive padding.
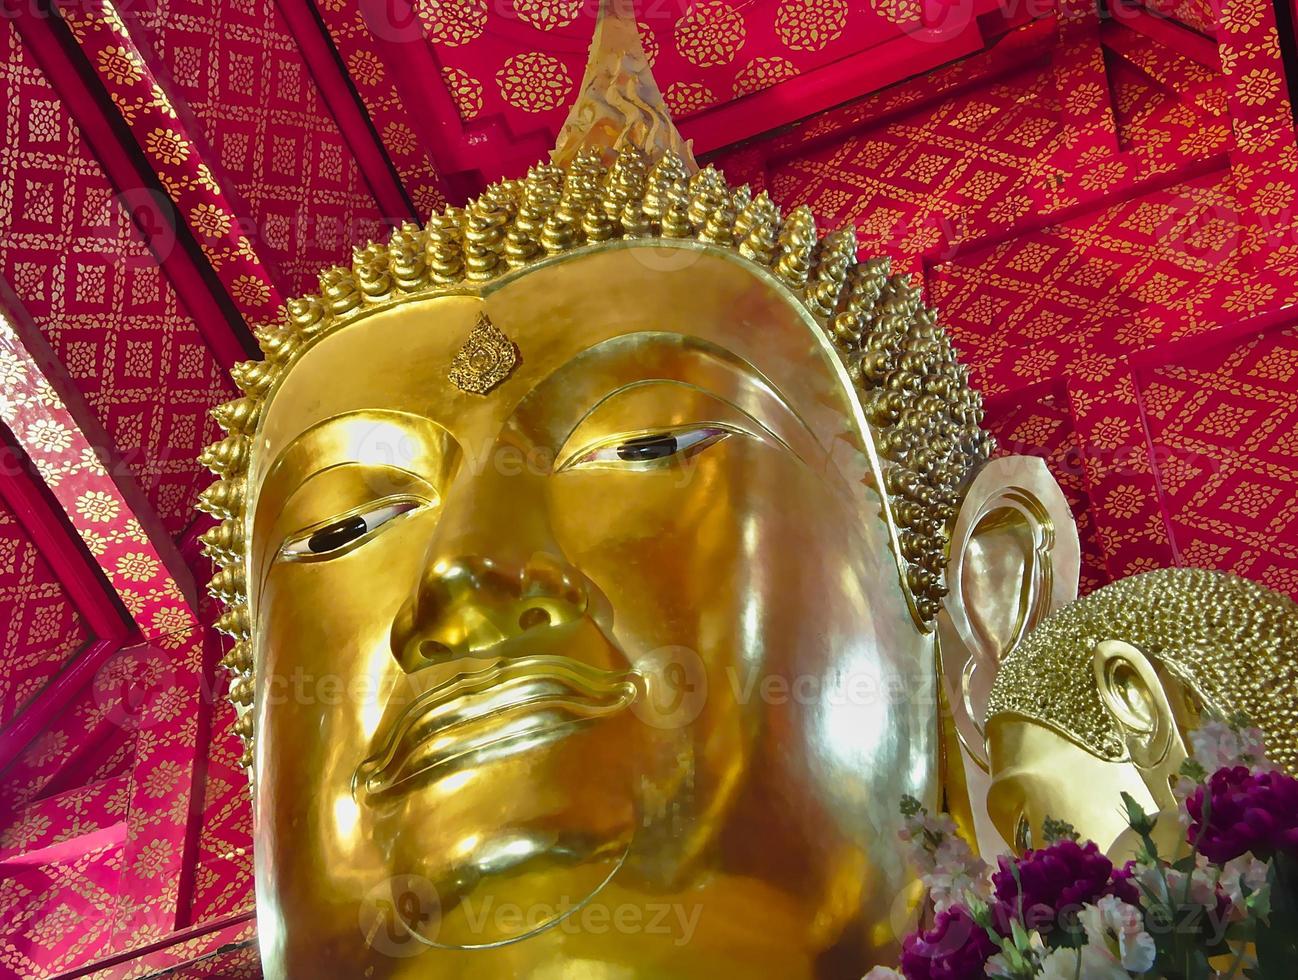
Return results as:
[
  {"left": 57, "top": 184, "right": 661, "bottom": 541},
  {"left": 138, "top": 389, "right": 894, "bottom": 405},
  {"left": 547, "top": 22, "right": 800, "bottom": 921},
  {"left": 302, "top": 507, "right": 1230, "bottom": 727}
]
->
[
  {"left": 985, "top": 641, "right": 1193, "bottom": 856},
  {"left": 984, "top": 717, "right": 1157, "bottom": 855},
  {"left": 248, "top": 244, "right": 939, "bottom": 977}
]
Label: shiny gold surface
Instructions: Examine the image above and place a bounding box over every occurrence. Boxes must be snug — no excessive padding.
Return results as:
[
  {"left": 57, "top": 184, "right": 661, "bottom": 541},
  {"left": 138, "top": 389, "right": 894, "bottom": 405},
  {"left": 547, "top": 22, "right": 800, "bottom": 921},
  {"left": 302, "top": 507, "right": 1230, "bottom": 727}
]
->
[
  {"left": 551, "top": 0, "right": 696, "bottom": 170},
  {"left": 986, "top": 715, "right": 1159, "bottom": 856},
  {"left": 935, "top": 456, "right": 1080, "bottom": 856},
  {"left": 939, "top": 456, "right": 1080, "bottom": 768},
  {"left": 200, "top": 169, "right": 1000, "bottom": 766},
  {"left": 191, "top": 0, "right": 1298, "bottom": 963},
  {"left": 246, "top": 246, "right": 947, "bottom": 976},
  {"left": 985, "top": 568, "right": 1298, "bottom": 855},
  {"left": 447, "top": 313, "right": 520, "bottom": 395},
  {"left": 192, "top": 1, "right": 1096, "bottom": 974}
]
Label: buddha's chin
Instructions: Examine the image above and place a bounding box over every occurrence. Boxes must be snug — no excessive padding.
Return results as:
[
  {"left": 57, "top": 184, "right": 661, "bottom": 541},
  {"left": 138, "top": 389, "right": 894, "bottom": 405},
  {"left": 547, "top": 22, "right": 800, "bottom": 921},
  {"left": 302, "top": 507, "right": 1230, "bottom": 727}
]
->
[
  {"left": 365, "top": 715, "right": 643, "bottom": 948},
  {"left": 427, "top": 843, "right": 630, "bottom": 948}
]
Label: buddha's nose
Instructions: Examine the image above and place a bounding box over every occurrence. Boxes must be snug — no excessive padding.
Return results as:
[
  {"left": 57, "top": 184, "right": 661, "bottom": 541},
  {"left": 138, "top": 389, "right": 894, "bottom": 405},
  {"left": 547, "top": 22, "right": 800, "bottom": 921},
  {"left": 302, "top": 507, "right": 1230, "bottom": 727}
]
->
[{"left": 391, "top": 550, "right": 589, "bottom": 672}]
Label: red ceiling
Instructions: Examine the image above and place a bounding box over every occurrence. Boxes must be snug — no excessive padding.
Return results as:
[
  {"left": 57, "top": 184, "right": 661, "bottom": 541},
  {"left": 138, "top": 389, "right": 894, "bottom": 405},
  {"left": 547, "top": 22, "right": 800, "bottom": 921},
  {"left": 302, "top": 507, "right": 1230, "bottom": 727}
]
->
[
  {"left": 2, "top": 0, "right": 1297, "bottom": 974},
  {"left": 310, "top": 0, "right": 1058, "bottom": 196}
]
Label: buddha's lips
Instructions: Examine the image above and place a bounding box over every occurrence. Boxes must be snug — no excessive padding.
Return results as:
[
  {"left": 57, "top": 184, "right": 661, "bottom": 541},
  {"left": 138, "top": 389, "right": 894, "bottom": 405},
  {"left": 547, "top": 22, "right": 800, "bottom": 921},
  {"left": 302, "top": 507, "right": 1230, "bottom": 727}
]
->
[{"left": 357, "top": 656, "right": 637, "bottom": 799}]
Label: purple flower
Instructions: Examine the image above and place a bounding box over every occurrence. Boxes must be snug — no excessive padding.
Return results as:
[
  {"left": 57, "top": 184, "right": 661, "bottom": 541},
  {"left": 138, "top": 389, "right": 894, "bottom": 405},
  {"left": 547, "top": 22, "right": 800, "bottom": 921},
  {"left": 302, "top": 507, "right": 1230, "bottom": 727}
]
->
[
  {"left": 1186, "top": 766, "right": 1298, "bottom": 863},
  {"left": 1110, "top": 859, "right": 1142, "bottom": 906},
  {"left": 991, "top": 839, "right": 1139, "bottom": 938},
  {"left": 900, "top": 904, "right": 998, "bottom": 980}
]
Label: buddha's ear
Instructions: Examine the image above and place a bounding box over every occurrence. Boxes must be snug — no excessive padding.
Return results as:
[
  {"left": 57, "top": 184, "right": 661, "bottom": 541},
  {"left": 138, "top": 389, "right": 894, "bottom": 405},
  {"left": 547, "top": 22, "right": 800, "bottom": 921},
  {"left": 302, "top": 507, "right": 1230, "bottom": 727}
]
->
[
  {"left": 938, "top": 456, "right": 1080, "bottom": 770},
  {"left": 1092, "top": 639, "right": 1187, "bottom": 808}
]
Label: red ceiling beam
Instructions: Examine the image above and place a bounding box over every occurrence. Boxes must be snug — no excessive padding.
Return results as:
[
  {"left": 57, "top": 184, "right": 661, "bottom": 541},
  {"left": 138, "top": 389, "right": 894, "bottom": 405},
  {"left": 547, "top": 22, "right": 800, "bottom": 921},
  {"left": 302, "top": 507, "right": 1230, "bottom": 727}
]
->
[
  {"left": 0, "top": 293, "right": 199, "bottom": 627},
  {"left": 0, "top": 459, "right": 128, "bottom": 645},
  {"left": 1108, "top": 0, "right": 1222, "bottom": 67}
]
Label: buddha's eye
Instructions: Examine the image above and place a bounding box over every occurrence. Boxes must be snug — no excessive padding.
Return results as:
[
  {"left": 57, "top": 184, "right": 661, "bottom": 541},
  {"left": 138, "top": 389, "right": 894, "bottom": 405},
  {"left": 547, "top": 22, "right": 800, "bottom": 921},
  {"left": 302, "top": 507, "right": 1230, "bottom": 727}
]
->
[
  {"left": 282, "top": 499, "right": 421, "bottom": 560},
  {"left": 563, "top": 426, "right": 730, "bottom": 470}
]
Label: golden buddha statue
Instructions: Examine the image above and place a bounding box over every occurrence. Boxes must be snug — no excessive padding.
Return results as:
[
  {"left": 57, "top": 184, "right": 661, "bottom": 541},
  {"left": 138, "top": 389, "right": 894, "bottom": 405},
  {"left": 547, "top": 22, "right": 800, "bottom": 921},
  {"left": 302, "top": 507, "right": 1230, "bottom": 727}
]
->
[
  {"left": 195, "top": 2, "right": 1084, "bottom": 975},
  {"left": 984, "top": 567, "right": 1298, "bottom": 857}
]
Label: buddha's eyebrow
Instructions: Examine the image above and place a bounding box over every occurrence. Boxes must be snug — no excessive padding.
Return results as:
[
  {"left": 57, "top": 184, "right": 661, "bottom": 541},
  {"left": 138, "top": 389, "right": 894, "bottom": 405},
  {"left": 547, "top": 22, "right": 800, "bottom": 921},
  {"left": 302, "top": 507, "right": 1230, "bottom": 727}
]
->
[
  {"left": 512, "top": 331, "right": 804, "bottom": 443},
  {"left": 256, "top": 412, "right": 455, "bottom": 523}
]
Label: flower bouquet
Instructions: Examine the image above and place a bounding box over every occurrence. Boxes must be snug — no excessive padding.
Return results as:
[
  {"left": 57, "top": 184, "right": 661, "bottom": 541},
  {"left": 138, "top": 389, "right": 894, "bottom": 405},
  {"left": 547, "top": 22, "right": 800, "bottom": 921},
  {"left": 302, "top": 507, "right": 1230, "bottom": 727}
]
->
[{"left": 867, "top": 720, "right": 1298, "bottom": 979}]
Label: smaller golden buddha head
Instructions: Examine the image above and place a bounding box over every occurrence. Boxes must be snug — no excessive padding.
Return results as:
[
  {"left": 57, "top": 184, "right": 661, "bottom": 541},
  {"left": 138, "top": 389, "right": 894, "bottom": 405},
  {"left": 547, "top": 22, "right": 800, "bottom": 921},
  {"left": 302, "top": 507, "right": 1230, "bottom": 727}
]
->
[{"left": 984, "top": 567, "right": 1298, "bottom": 854}]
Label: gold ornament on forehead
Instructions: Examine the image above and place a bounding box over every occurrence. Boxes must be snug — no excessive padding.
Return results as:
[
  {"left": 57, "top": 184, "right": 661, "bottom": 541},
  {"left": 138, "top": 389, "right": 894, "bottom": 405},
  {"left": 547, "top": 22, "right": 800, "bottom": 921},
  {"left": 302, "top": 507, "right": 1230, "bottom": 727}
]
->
[
  {"left": 448, "top": 314, "right": 520, "bottom": 395},
  {"left": 196, "top": 0, "right": 993, "bottom": 769}
]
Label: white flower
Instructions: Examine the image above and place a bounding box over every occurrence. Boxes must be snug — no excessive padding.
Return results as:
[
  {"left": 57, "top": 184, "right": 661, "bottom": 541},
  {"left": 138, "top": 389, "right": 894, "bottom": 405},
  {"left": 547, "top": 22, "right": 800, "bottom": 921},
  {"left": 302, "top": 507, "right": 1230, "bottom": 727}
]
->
[
  {"left": 1078, "top": 896, "right": 1156, "bottom": 973},
  {"left": 1034, "top": 947, "right": 1082, "bottom": 980},
  {"left": 1035, "top": 945, "right": 1135, "bottom": 979},
  {"left": 926, "top": 834, "right": 991, "bottom": 911},
  {"left": 1172, "top": 773, "right": 1199, "bottom": 827},
  {"left": 898, "top": 804, "right": 990, "bottom": 911},
  {"left": 1219, "top": 854, "right": 1270, "bottom": 919},
  {"left": 1189, "top": 720, "right": 1273, "bottom": 773},
  {"left": 861, "top": 969, "right": 904, "bottom": 980},
  {"left": 1138, "top": 856, "right": 1219, "bottom": 910}
]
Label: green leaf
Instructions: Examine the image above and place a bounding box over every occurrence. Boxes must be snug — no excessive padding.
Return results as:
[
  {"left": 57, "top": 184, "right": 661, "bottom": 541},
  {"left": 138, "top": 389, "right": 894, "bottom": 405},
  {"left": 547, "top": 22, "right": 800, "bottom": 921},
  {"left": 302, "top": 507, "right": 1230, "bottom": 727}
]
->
[
  {"left": 1180, "top": 757, "right": 1208, "bottom": 782},
  {"left": 1253, "top": 853, "right": 1298, "bottom": 978},
  {"left": 1042, "top": 815, "right": 1079, "bottom": 844},
  {"left": 1009, "top": 916, "right": 1031, "bottom": 950},
  {"left": 1121, "top": 790, "right": 1160, "bottom": 839}
]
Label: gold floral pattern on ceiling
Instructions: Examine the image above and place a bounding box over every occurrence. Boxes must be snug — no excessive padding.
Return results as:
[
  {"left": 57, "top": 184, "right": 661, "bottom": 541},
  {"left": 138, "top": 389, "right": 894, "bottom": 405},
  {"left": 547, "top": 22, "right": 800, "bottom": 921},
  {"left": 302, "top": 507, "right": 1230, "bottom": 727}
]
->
[
  {"left": 512, "top": 0, "right": 586, "bottom": 31},
  {"left": 734, "top": 55, "right": 800, "bottom": 98},
  {"left": 415, "top": 0, "right": 489, "bottom": 47},
  {"left": 421, "top": 0, "right": 872, "bottom": 128},
  {"left": 774, "top": 0, "right": 850, "bottom": 51},
  {"left": 639, "top": 19, "right": 659, "bottom": 66},
  {"left": 664, "top": 80, "right": 717, "bottom": 115},
  {"left": 497, "top": 51, "right": 574, "bottom": 112},
  {"left": 443, "top": 66, "right": 485, "bottom": 120},
  {"left": 674, "top": 0, "right": 747, "bottom": 69}
]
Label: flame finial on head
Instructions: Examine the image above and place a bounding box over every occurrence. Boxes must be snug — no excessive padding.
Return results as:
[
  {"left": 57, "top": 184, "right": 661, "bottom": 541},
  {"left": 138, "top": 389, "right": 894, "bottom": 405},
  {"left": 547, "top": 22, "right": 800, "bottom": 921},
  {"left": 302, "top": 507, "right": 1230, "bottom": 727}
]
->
[{"left": 551, "top": 0, "right": 696, "bottom": 171}]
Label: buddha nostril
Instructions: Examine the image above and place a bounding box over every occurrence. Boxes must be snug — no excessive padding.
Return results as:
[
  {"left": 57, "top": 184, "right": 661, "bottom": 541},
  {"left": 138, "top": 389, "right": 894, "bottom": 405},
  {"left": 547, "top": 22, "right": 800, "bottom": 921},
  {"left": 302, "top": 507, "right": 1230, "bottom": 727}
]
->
[
  {"left": 419, "top": 639, "right": 453, "bottom": 661},
  {"left": 518, "top": 607, "right": 552, "bottom": 631},
  {"left": 521, "top": 556, "right": 587, "bottom": 613}
]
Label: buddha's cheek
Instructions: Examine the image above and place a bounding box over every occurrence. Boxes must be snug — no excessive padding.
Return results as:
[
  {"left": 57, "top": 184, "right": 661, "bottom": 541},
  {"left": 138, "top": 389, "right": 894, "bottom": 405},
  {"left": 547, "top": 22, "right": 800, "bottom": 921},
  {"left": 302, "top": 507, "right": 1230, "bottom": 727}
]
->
[
  {"left": 546, "top": 439, "right": 894, "bottom": 829},
  {"left": 987, "top": 720, "right": 1158, "bottom": 854},
  {"left": 251, "top": 528, "right": 432, "bottom": 962}
]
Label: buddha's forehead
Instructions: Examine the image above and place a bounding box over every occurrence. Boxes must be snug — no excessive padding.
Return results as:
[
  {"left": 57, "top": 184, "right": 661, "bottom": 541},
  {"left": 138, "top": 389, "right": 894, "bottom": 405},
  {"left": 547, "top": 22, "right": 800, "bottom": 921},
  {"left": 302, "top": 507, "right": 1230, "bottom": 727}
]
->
[{"left": 253, "top": 243, "right": 869, "bottom": 487}]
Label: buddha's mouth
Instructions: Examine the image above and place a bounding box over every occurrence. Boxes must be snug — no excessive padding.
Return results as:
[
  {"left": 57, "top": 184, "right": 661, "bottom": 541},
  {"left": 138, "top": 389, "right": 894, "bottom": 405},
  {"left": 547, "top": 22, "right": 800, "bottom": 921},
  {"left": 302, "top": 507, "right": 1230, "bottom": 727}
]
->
[{"left": 356, "top": 655, "right": 637, "bottom": 801}]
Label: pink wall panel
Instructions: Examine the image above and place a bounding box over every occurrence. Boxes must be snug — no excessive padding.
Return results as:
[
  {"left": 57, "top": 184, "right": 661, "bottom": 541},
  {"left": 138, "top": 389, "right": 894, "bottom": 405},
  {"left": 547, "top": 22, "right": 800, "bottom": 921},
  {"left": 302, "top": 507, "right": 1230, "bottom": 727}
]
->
[
  {"left": 929, "top": 169, "right": 1233, "bottom": 396},
  {"left": 125, "top": 0, "right": 390, "bottom": 299},
  {"left": 0, "top": 19, "right": 235, "bottom": 541},
  {"left": 0, "top": 842, "right": 124, "bottom": 977},
  {"left": 1140, "top": 322, "right": 1298, "bottom": 593},
  {"left": 0, "top": 493, "right": 91, "bottom": 728},
  {"left": 187, "top": 700, "right": 254, "bottom": 928},
  {"left": 0, "top": 682, "right": 135, "bottom": 977},
  {"left": 0, "top": 628, "right": 210, "bottom": 977},
  {"left": 764, "top": 62, "right": 1066, "bottom": 277}
]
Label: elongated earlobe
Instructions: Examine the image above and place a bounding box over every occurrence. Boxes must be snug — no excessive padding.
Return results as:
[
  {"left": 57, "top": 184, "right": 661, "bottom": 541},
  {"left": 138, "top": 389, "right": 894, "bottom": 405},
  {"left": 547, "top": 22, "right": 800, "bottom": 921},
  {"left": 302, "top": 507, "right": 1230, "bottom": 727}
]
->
[
  {"left": 1092, "top": 639, "right": 1188, "bottom": 809},
  {"left": 940, "top": 455, "right": 1080, "bottom": 769}
]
